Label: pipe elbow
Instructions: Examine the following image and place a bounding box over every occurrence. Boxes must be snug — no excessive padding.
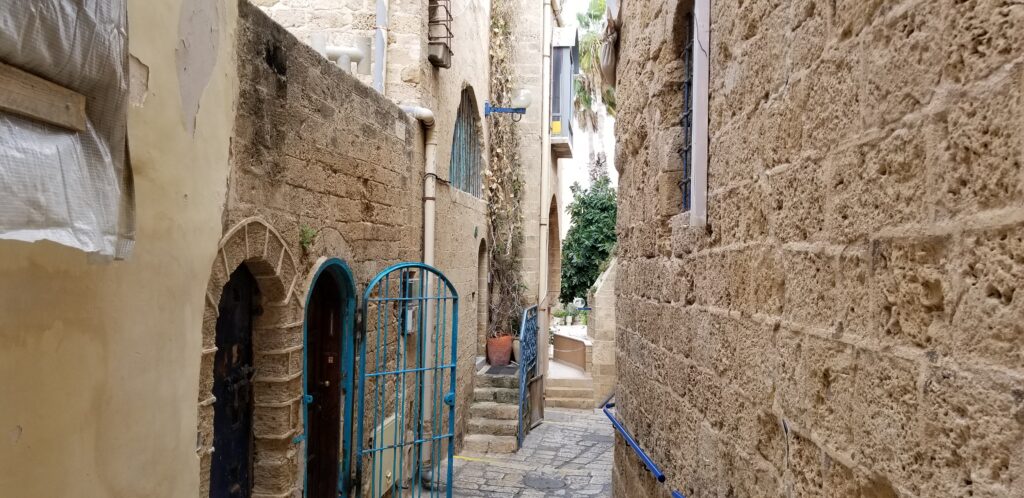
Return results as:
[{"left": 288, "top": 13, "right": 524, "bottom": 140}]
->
[
  {"left": 325, "top": 45, "right": 365, "bottom": 62},
  {"left": 399, "top": 104, "right": 436, "bottom": 128}
]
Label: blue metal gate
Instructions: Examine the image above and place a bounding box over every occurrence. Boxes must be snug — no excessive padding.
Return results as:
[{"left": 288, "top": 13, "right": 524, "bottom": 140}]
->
[
  {"left": 517, "top": 305, "right": 538, "bottom": 447},
  {"left": 351, "top": 262, "right": 458, "bottom": 497}
]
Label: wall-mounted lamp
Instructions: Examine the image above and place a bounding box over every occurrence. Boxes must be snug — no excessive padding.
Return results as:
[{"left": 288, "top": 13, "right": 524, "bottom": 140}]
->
[{"left": 484, "top": 88, "right": 532, "bottom": 122}]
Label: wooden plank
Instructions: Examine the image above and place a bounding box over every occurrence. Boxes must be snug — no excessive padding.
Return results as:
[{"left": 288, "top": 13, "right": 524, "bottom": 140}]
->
[{"left": 0, "top": 61, "right": 86, "bottom": 131}]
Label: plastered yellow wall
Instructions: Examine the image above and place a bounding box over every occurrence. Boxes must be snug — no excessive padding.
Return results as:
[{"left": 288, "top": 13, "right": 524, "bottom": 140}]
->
[{"left": 0, "top": 1, "right": 238, "bottom": 495}]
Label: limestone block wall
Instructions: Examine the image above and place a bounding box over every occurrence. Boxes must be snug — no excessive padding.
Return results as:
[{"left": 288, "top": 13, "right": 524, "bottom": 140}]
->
[
  {"left": 433, "top": 185, "right": 489, "bottom": 447},
  {"left": 200, "top": 4, "right": 427, "bottom": 495},
  {"left": 588, "top": 258, "right": 617, "bottom": 406},
  {"left": 614, "top": 0, "right": 1024, "bottom": 497},
  {"left": 255, "top": 0, "right": 425, "bottom": 101}
]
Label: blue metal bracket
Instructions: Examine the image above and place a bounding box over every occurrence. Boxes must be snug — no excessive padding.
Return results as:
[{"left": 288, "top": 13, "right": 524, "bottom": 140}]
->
[
  {"left": 292, "top": 434, "right": 307, "bottom": 444},
  {"left": 484, "top": 101, "right": 526, "bottom": 117},
  {"left": 444, "top": 391, "right": 456, "bottom": 407},
  {"left": 303, "top": 394, "right": 313, "bottom": 404}
]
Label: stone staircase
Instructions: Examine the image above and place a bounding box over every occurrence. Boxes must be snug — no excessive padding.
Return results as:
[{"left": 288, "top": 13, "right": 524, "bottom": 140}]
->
[
  {"left": 463, "top": 369, "right": 519, "bottom": 454},
  {"left": 545, "top": 377, "right": 595, "bottom": 409}
]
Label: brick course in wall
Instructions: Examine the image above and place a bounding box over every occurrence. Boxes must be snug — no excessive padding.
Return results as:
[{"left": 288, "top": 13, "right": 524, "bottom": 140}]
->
[{"left": 614, "top": 0, "right": 1024, "bottom": 496}]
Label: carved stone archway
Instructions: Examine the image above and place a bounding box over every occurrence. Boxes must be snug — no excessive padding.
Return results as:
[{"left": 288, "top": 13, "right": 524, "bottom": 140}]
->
[{"left": 197, "top": 217, "right": 304, "bottom": 497}]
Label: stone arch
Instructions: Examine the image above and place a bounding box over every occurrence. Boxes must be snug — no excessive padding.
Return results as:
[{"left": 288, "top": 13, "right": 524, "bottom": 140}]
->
[
  {"left": 197, "top": 217, "right": 304, "bottom": 497},
  {"left": 547, "top": 195, "right": 562, "bottom": 304}
]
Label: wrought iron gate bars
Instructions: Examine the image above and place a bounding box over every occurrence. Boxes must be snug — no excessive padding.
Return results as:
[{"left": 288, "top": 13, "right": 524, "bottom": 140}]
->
[{"left": 353, "top": 262, "right": 458, "bottom": 498}]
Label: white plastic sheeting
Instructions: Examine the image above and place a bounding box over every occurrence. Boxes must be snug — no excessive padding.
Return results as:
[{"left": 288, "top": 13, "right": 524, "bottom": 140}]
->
[{"left": 0, "top": 0, "right": 133, "bottom": 258}]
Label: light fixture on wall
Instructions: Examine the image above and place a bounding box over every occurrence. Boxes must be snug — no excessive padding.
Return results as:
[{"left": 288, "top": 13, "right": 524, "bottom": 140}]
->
[{"left": 484, "top": 88, "right": 532, "bottom": 122}]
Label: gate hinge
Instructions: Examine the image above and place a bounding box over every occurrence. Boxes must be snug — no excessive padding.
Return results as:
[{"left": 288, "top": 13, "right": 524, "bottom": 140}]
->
[
  {"left": 303, "top": 394, "right": 314, "bottom": 404},
  {"left": 444, "top": 391, "right": 455, "bottom": 407},
  {"left": 292, "top": 434, "right": 306, "bottom": 444}
]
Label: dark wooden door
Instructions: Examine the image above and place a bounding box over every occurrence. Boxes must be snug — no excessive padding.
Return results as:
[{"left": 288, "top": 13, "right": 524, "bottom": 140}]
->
[
  {"left": 307, "top": 273, "right": 343, "bottom": 498},
  {"left": 210, "top": 266, "right": 259, "bottom": 498}
]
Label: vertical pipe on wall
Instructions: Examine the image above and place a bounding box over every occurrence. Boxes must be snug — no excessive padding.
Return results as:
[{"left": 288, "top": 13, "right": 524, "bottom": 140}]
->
[
  {"left": 537, "top": 0, "right": 554, "bottom": 379},
  {"left": 373, "top": 0, "right": 389, "bottom": 93},
  {"left": 400, "top": 103, "right": 437, "bottom": 479}
]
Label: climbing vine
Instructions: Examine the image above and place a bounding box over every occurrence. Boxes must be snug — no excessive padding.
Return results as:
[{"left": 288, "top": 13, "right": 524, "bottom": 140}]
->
[{"left": 486, "top": 0, "right": 526, "bottom": 337}]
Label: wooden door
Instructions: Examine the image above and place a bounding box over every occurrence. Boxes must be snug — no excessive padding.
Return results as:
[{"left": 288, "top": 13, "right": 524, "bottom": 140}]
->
[
  {"left": 210, "top": 266, "right": 259, "bottom": 498},
  {"left": 306, "top": 273, "right": 343, "bottom": 498}
]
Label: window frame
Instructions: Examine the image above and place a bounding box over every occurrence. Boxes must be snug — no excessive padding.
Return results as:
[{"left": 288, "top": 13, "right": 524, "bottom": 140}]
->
[{"left": 685, "top": 0, "right": 710, "bottom": 227}]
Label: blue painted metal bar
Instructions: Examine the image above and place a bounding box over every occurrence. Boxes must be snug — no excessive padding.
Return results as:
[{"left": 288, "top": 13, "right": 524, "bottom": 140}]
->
[
  {"left": 517, "top": 305, "right": 538, "bottom": 448},
  {"left": 483, "top": 101, "right": 527, "bottom": 116},
  {"left": 362, "top": 364, "right": 457, "bottom": 377},
  {"left": 351, "top": 262, "right": 460, "bottom": 498},
  {"left": 602, "top": 397, "right": 688, "bottom": 498}
]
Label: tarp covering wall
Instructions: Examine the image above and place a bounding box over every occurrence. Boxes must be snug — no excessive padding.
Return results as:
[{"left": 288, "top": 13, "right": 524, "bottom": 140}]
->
[{"left": 0, "top": 0, "right": 132, "bottom": 258}]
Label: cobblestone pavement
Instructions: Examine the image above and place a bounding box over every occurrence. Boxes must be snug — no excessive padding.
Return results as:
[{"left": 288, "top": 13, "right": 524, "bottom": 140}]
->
[{"left": 452, "top": 408, "right": 614, "bottom": 497}]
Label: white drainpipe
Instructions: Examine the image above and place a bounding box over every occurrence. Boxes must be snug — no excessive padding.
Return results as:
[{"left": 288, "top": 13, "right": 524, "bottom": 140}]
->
[
  {"left": 400, "top": 104, "right": 438, "bottom": 477},
  {"left": 400, "top": 105, "right": 437, "bottom": 267},
  {"left": 373, "top": 0, "right": 389, "bottom": 93},
  {"left": 537, "top": 0, "right": 555, "bottom": 378}
]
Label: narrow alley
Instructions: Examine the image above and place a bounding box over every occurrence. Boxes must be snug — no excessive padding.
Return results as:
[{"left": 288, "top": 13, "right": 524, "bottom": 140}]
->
[
  {"left": 452, "top": 408, "right": 614, "bottom": 497},
  {"left": 2, "top": 0, "right": 1023, "bottom": 497}
]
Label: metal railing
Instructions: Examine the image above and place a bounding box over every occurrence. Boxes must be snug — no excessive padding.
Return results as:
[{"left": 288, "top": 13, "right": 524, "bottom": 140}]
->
[{"left": 602, "top": 395, "right": 686, "bottom": 498}]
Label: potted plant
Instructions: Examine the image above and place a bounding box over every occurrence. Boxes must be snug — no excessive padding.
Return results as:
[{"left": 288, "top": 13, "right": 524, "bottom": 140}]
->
[{"left": 487, "top": 331, "right": 514, "bottom": 366}]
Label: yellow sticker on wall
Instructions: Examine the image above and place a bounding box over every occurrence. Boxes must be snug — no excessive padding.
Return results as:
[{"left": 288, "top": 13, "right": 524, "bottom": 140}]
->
[{"left": 551, "top": 120, "right": 562, "bottom": 134}]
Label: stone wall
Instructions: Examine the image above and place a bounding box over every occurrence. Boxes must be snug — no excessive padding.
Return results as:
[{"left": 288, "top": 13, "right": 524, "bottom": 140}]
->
[
  {"left": 614, "top": 0, "right": 1024, "bottom": 497},
  {"left": 258, "top": 0, "right": 492, "bottom": 449},
  {"left": 588, "top": 258, "right": 616, "bottom": 406},
  {"left": 198, "top": 4, "right": 427, "bottom": 495}
]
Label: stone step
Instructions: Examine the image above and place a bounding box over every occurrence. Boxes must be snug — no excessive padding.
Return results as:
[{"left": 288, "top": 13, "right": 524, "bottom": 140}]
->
[
  {"left": 470, "top": 401, "right": 519, "bottom": 420},
  {"left": 473, "top": 387, "right": 518, "bottom": 404},
  {"left": 468, "top": 417, "right": 518, "bottom": 437},
  {"left": 475, "top": 373, "right": 518, "bottom": 389},
  {"left": 546, "top": 397, "right": 594, "bottom": 409},
  {"left": 546, "top": 377, "right": 594, "bottom": 389},
  {"left": 545, "top": 386, "right": 594, "bottom": 399},
  {"left": 462, "top": 434, "right": 517, "bottom": 454}
]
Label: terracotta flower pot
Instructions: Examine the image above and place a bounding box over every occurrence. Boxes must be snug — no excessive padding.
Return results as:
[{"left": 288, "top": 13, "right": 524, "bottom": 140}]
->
[{"left": 487, "top": 335, "right": 513, "bottom": 366}]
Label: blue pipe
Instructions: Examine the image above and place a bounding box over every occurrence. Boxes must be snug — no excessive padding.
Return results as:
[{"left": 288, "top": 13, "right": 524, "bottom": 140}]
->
[
  {"left": 602, "top": 402, "right": 666, "bottom": 482},
  {"left": 602, "top": 397, "right": 687, "bottom": 498}
]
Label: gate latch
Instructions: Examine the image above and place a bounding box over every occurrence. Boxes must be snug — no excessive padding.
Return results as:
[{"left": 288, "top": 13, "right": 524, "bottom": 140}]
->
[
  {"left": 444, "top": 392, "right": 455, "bottom": 407},
  {"left": 303, "top": 394, "right": 314, "bottom": 404}
]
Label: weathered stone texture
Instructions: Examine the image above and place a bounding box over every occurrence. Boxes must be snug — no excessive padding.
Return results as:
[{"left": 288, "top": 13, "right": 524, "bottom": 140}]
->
[
  {"left": 202, "top": 4, "right": 434, "bottom": 494},
  {"left": 614, "top": 0, "right": 1024, "bottom": 496}
]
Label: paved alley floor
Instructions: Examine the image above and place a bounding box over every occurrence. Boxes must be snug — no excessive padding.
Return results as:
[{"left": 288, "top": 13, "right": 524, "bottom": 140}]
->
[{"left": 451, "top": 408, "right": 614, "bottom": 497}]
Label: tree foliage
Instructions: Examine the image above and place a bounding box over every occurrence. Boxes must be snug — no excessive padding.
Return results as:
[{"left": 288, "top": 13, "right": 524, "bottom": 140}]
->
[
  {"left": 572, "top": 0, "right": 615, "bottom": 133},
  {"left": 560, "top": 174, "right": 617, "bottom": 304}
]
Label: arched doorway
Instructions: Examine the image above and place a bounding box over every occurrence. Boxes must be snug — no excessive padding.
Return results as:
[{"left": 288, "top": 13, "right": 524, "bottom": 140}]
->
[
  {"left": 477, "top": 239, "right": 489, "bottom": 356},
  {"left": 303, "top": 259, "right": 357, "bottom": 498},
  {"left": 547, "top": 197, "right": 561, "bottom": 305},
  {"left": 210, "top": 265, "right": 259, "bottom": 498}
]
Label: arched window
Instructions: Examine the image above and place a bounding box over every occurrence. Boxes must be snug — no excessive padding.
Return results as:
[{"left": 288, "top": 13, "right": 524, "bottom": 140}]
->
[{"left": 450, "top": 88, "right": 482, "bottom": 196}]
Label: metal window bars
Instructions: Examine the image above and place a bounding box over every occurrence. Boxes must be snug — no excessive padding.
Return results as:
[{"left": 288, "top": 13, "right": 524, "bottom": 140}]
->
[
  {"left": 428, "top": 0, "right": 453, "bottom": 68},
  {"left": 679, "top": 12, "right": 695, "bottom": 212}
]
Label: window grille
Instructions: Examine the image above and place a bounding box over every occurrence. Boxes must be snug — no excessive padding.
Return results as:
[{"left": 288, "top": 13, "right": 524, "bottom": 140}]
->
[
  {"left": 450, "top": 90, "right": 482, "bottom": 196},
  {"left": 428, "top": 0, "right": 453, "bottom": 67},
  {"left": 680, "top": 12, "right": 694, "bottom": 211}
]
